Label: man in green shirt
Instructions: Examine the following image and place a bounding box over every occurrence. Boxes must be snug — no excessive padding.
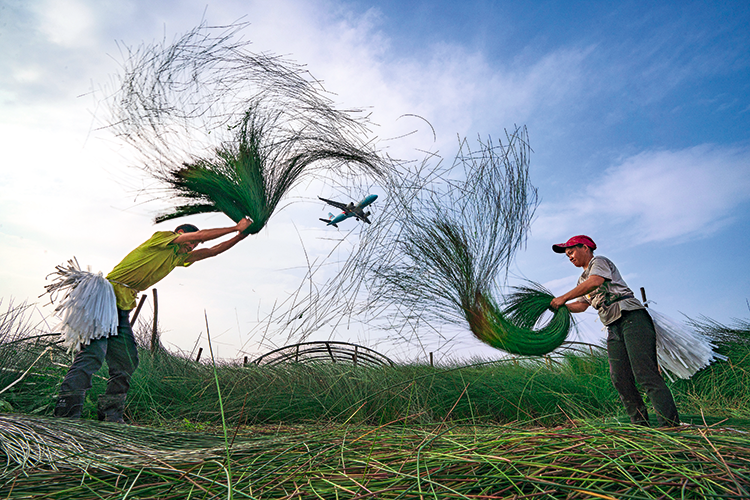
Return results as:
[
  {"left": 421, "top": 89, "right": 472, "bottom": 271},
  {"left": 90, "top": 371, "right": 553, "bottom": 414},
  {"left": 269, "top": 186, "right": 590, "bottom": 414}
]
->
[{"left": 54, "top": 217, "right": 252, "bottom": 422}]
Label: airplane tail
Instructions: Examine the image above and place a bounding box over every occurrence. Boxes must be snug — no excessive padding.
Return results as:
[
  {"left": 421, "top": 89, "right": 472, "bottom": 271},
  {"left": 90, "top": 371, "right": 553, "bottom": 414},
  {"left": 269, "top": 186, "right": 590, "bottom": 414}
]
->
[{"left": 319, "top": 213, "right": 338, "bottom": 228}]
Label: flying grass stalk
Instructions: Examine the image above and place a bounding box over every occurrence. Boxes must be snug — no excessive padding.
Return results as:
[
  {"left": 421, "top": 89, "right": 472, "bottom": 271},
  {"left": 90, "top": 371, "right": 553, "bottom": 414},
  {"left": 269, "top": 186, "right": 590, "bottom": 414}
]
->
[
  {"left": 105, "top": 22, "right": 384, "bottom": 233},
  {"left": 259, "top": 127, "right": 578, "bottom": 355},
  {"left": 353, "top": 129, "right": 575, "bottom": 355}
]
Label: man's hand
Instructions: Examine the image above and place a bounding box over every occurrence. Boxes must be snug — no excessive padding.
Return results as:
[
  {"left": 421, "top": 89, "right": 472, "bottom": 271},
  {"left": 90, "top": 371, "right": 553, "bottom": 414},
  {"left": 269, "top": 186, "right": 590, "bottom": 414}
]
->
[
  {"left": 185, "top": 217, "right": 254, "bottom": 263},
  {"left": 550, "top": 296, "right": 567, "bottom": 310},
  {"left": 551, "top": 297, "right": 589, "bottom": 313},
  {"left": 236, "top": 217, "right": 253, "bottom": 234}
]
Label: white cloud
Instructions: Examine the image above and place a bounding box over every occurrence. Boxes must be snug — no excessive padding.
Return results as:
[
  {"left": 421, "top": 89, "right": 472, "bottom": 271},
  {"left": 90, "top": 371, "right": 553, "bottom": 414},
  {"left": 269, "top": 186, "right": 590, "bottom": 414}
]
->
[
  {"left": 34, "top": 0, "right": 96, "bottom": 48},
  {"left": 210, "top": 0, "right": 595, "bottom": 154},
  {"left": 534, "top": 144, "right": 750, "bottom": 245}
]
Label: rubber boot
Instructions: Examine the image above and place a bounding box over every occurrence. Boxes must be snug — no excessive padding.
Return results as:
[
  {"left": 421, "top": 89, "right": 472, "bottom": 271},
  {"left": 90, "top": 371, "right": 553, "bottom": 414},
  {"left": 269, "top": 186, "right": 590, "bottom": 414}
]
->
[
  {"left": 53, "top": 392, "right": 85, "bottom": 419},
  {"left": 97, "top": 394, "right": 127, "bottom": 424}
]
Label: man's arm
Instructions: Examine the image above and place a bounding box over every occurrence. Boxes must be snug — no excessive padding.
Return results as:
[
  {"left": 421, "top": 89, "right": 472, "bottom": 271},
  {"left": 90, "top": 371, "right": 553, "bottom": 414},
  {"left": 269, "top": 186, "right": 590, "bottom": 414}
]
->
[
  {"left": 185, "top": 231, "right": 249, "bottom": 263},
  {"left": 173, "top": 218, "right": 252, "bottom": 245},
  {"left": 550, "top": 275, "right": 605, "bottom": 311}
]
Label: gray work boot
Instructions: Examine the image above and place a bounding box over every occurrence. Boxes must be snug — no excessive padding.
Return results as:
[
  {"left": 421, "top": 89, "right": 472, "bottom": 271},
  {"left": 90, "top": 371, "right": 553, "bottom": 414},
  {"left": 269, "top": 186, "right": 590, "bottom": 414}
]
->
[
  {"left": 97, "top": 394, "right": 127, "bottom": 424},
  {"left": 53, "top": 392, "right": 85, "bottom": 419}
]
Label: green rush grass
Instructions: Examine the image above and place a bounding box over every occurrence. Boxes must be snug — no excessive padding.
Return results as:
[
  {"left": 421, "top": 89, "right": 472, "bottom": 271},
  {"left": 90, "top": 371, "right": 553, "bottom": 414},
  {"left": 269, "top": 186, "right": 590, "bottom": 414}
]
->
[
  {"left": 2, "top": 415, "right": 749, "bottom": 499},
  {"left": 154, "top": 108, "right": 382, "bottom": 234},
  {"left": 0, "top": 296, "right": 748, "bottom": 427},
  {"left": 1, "top": 327, "right": 748, "bottom": 428},
  {"left": 2, "top": 302, "right": 750, "bottom": 498},
  {"left": 469, "top": 285, "right": 573, "bottom": 356}
]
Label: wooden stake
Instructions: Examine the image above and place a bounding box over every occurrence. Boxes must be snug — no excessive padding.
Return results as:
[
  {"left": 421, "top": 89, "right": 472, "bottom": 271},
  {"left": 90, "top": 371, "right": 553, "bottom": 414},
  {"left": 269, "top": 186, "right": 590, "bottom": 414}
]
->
[
  {"left": 640, "top": 287, "right": 648, "bottom": 307},
  {"left": 430, "top": 352, "right": 434, "bottom": 367},
  {"left": 196, "top": 347, "right": 203, "bottom": 363},
  {"left": 130, "top": 294, "right": 147, "bottom": 326},
  {"left": 150, "top": 288, "right": 159, "bottom": 353}
]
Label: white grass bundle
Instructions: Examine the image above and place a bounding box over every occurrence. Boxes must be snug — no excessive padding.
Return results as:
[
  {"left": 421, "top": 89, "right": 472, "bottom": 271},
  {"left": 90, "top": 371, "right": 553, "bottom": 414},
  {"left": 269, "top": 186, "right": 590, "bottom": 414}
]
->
[
  {"left": 650, "top": 308, "right": 727, "bottom": 380},
  {"left": 43, "top": 258, "right": 118, "bottom": 352}
]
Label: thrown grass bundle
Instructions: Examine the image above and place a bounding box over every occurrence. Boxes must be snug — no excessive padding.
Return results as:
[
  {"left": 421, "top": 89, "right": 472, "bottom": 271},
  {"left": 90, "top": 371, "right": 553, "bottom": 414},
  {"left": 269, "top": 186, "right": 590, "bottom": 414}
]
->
[
  {"left": 473, "top": 284, "right": 573, "bottom": 356},
  {"left": 154, "top": 107, "right": 382, "bottom": 233},
  {"left": 106, "top": 22, "right": 384, "bottom": 232},
  {"left": 262, "top": 127, "right": 577, "bottom": 355},
  {"left": 332, "top": 128, "right": 574, "bottom": 356}
]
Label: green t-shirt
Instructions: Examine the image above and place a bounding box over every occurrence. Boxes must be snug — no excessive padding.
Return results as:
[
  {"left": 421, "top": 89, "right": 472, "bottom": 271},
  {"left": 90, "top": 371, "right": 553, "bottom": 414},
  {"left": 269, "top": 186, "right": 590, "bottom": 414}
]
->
[{"left": 106, "top": 231, "right": 192, "bottom": 310}]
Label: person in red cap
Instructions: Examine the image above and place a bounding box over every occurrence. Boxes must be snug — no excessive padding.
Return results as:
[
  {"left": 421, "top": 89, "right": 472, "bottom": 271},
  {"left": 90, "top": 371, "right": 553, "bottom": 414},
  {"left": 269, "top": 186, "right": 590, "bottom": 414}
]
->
[{"left": 550, "top": 235, "right": 679, "bottom": 427}]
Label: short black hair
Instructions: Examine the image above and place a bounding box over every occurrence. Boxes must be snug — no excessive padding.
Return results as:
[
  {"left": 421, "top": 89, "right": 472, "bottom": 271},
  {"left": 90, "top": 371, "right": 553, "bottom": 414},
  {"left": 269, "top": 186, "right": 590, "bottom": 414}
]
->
[{"left": 175, "top": 224, "right": 199, "bottom": 233}]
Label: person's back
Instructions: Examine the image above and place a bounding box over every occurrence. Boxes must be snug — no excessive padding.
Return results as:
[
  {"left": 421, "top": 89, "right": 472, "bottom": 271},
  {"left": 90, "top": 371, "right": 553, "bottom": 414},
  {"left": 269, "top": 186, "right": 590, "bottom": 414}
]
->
[{"left": 53, "top": 218, "right": 252, "bottom": 422}]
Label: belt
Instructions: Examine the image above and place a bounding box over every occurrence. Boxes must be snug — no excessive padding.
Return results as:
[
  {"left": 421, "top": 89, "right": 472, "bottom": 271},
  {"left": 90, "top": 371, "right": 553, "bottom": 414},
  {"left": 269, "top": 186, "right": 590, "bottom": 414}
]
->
[{"left": 604, "top": 293, "right": 635, "bottom": 307}]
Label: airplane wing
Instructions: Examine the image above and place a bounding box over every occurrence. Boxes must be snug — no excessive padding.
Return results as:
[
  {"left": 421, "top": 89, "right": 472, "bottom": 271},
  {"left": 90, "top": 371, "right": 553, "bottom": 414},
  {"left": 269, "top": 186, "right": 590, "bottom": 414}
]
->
[{"left": 318, "top": 197, "right": 350, "bottom": 212}]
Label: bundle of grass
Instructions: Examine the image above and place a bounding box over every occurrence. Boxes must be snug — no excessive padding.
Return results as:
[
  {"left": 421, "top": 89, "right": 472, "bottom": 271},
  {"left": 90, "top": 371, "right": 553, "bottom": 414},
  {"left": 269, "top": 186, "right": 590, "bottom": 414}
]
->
[
  {"left": 153, "top": 106, "right": 382, "bottom": 233},
  {"left": 648, "top": 309, "right": 727, "bottom": 380},
  {"left": 106, "top": 22, "right": 384, "bottom": 232},
  {"left": 360, "top": 129, "right": 574, "bottom": 355},
  {"left": 41, "top": 258, "right": 118, "bottom": 351},
  {"left": 475, "top": 284, "right": 573, "bottom": 355}
]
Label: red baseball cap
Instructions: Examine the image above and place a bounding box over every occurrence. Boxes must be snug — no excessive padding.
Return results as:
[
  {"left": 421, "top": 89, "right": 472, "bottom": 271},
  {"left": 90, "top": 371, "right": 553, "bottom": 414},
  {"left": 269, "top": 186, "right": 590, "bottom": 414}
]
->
[{"left": 552, "top": 235, "right": 597, "bottom": 253}]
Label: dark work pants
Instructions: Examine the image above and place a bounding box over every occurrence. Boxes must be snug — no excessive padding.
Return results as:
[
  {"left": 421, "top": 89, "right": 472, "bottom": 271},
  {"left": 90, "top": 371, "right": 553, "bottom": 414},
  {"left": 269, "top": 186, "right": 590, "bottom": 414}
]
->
[
  {"left": 607, "top": 308, "right": 679, "bottom": 427},
  {"left": 59, "top": 309, "right": 139, "bottom": 397}
]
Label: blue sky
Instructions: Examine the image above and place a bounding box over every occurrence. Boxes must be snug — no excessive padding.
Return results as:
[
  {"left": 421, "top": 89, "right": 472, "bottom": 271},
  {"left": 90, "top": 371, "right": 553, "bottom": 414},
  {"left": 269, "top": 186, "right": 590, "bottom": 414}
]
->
[{"left": 1, "top": 0, "right": 749, "bottom": 362}]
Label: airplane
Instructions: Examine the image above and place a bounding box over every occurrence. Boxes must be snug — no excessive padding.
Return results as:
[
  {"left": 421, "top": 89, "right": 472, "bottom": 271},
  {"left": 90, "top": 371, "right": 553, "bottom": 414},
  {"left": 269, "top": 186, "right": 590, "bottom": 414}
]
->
[{"left": 318, "top": 194, "right": 378, "bottom": 228}]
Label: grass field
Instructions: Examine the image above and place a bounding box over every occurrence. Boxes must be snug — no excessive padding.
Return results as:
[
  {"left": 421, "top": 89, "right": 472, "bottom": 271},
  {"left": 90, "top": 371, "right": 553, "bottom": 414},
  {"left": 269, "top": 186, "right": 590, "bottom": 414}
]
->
[{"left": 1, "top": 300, "right": 749, "bottom": 498}]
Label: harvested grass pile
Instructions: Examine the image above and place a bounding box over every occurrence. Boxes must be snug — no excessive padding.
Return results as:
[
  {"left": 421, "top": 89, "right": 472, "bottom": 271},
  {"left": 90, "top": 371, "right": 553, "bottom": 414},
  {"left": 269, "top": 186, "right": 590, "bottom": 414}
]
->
[{"left": 1, "top": 414, "right": 748, "bottom": 499}]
